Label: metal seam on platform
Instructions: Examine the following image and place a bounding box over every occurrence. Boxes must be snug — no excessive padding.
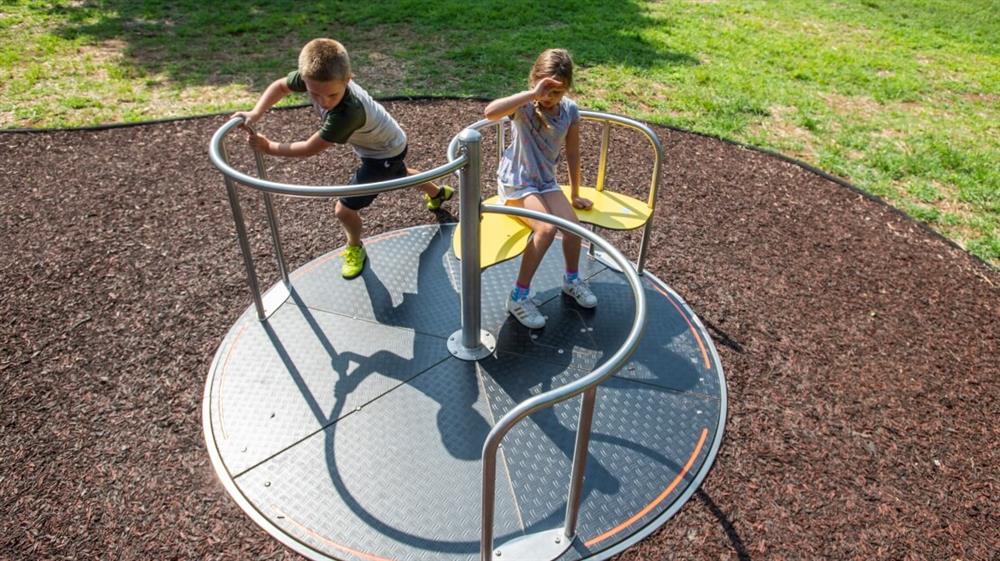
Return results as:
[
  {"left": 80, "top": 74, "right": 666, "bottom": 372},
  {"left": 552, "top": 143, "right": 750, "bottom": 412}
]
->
[
  {"left": 216, "top": 319, "right": 251, "bottom": 441},
  {"left": 227, "top": 340, "right": 456, "bottom": 479},
  {"left": 228, "top": 356, "right": 524, "bottom": 559},
  {"left": 477, "top": 366, "right": 531, "bottom": 534},
  {"left": 494, "top": 312, "right": 597, "bottom": 361},
  {"left": 477, "top": 366, "right": 529, "bottom": 534},
  {"left": 290, "top": 226, "right": 445, "bottom": 280},
  {"left": 220, "top": 297, "right": 458, "bottom": 480},
  {"left": 609, "top": 375, "right": 722, "bottom": 403},
  {"left": 297, "top": 300, "right": 456, "bottom": 341},
  {"left": 229, "top": 354, "right": 456, "bottom": 480},
  {"left": 487, "top": 303, "right": 602, "bottom": 370}
]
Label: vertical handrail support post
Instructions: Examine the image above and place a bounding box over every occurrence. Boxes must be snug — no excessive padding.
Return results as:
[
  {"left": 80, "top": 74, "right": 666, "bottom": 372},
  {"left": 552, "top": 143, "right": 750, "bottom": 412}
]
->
[
  {"left": 253, "top": 149, "right": 290, "bottom": 285},
  {"left": 218, "top": 141, "right": 266, "bottom": 320},
  {"left": 447, "top": 128, "right": 496, "bottom": 361},
  {"left": 564, "top": 387, "right": 598, "bottom": 538},
  {"left": 220, "top": 140, "right": 292, "bottom": 321}
]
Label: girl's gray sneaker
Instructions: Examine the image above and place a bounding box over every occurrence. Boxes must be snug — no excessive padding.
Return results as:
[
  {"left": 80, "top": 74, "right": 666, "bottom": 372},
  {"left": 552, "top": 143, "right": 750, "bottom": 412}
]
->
[
  {"left": 506, "top": 294, "right": 546, "bottom": 328},
  {"left": 562, "top": 278, "right": 598, "bottom": 308}
]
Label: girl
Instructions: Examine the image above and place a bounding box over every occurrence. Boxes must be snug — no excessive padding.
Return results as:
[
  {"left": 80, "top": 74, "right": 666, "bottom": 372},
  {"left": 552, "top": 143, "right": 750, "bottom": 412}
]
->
[{"left": 484, "top": 48, "right": 597, "bottom": 329}]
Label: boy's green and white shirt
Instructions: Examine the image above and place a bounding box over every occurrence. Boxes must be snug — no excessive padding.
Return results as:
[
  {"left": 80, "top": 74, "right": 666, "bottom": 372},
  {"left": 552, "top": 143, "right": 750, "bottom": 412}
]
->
[{"left": 286, "top": 71, "right": 407, "bottom": 159}]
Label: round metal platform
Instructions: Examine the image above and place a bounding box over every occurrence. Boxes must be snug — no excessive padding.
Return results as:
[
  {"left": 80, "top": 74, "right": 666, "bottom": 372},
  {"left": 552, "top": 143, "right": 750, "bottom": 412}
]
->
[{"left": 203, "top": 223, "right": 726, "bottom": 561}]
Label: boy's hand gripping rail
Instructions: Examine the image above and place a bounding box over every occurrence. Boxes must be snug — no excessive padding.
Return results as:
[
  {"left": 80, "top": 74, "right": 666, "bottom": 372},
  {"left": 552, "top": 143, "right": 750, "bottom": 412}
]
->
[{"left": 208, "top": 116, "right": 469, "bottom": 319}]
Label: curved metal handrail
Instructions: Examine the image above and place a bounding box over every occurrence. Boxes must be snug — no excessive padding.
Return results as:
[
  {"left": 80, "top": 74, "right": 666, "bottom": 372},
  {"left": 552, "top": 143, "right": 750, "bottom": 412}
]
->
[
  {"left": 579, "top": 110, "right": 665, "bottom": 210},
  {"left": 208, "top": 116, "right": 473, "bottom": 320},
  {"left": 477, "top": 204, "right": 647, "bottom": 559},
  {"left": 210, "top": 116, "right": 467, "bottom": 198},
  {"left": 208, "top": 113, "right": 651, "bottom": 559}
]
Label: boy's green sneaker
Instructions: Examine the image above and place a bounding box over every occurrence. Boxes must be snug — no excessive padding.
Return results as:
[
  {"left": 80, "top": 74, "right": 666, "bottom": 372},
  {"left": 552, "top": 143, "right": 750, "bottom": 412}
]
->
[
  {"left": 425, "top": 185, "right": 454, "bottom": 210},
  {"left": 341, "top": 245, "right": 366, "bottom": 279}
]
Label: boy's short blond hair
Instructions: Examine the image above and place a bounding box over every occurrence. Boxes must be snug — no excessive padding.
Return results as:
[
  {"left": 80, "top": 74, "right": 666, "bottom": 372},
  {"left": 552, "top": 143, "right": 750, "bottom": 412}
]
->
[{"left": 298, "top": 38, "right": 351, "bottom": 82}]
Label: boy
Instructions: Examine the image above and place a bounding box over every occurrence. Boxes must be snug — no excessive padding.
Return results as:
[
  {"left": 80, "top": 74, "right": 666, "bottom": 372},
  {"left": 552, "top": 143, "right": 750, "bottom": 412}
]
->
[{"left": 233, "top": 38, "right": 453, "bottom": 279}]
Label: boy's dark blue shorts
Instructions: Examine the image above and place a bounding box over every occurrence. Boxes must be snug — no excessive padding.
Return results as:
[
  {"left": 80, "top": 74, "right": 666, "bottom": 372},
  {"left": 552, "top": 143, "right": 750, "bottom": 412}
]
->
[{"left": 339, "top": 146, "right": 409, "bottom": 211}]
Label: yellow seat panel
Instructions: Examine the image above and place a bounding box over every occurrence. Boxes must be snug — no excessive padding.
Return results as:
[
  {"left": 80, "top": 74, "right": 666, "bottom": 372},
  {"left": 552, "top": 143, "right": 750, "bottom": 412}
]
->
[
  {"left": 452, "top": 195, "right": 531, "bottom": 269},
  {"left": 562, "top": 186, "right": 652, "bottom": 231},
  {"left": 452, "top": 186, "right": 652, "bottom": 269}
]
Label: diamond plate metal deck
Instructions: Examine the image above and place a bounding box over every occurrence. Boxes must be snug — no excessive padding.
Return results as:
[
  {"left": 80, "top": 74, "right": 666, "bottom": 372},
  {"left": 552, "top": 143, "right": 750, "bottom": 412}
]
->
[{"left": 204, "top": 224, "right": 726, "bottom": 561}]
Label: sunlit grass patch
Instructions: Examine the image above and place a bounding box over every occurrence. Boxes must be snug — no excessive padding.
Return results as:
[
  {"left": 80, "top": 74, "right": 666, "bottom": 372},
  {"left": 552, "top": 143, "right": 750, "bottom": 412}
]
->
[{"left": 2, "top": 0, "right": 997, "bottom": 265}]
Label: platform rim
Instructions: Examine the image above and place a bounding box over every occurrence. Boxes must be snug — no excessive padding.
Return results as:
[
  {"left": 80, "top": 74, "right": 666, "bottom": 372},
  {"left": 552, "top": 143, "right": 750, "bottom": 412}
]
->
[
  {"left": 202, "top": 223, "right": 727, "bottom": 561},
  {"left": 580, "top": 271, "right": 728, "bottom": 561}
]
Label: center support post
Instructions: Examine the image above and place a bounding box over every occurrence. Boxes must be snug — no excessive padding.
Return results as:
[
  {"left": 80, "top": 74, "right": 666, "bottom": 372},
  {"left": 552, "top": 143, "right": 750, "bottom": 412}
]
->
[{"left": 447, "top": 128, "right": 496, "bottom": 361}]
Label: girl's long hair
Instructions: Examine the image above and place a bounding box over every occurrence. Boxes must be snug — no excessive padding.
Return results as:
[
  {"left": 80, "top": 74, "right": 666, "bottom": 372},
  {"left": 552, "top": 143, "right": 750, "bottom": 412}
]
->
[{"left": 529, "top": 49, "right": 573, "bottom": 129}]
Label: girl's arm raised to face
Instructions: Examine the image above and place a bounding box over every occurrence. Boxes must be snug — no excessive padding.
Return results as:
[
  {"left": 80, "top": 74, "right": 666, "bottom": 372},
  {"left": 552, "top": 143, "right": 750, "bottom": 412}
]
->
[
  {"left": 484, "top": 77, "right": 564, "bottom": 121},
  {"left": 484, "top": 90, "right": 535, "bottom": 121}
]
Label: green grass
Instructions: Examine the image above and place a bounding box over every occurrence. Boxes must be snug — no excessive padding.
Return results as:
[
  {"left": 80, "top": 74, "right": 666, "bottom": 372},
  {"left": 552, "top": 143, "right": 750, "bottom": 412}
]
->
[{"left": 1, "top": 0, "right": 997, "bottom": 266}]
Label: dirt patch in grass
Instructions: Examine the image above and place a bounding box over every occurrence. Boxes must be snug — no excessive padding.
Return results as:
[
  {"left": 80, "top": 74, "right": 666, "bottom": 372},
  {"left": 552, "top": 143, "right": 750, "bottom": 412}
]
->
[
  {"left": 1, "top": 100, "right": 997, "bottom": 561},
  {"left": 78, "top": 39, "right": 128, "bottom": 64},
  {"left": 750, "top": 105, "right": 819, "bottom": 160},
  {"left": 822, "top": 92, "right": 883, "bottom": 119},
  {"left": 349, "top": 25, "right": 429, "bottom": 94}
]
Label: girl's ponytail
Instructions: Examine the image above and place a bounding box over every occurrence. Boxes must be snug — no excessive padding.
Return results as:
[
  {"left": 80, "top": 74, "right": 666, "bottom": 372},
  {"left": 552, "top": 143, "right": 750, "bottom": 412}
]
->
[{"left": 533, "top": 101, "right": 551, "bottom": 130}]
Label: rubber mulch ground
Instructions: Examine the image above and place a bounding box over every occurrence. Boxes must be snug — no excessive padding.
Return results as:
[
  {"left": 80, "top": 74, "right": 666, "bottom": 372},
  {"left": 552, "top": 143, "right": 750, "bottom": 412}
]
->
[{"left": 2, "top": 100, "right": 997, "bottom": 561}]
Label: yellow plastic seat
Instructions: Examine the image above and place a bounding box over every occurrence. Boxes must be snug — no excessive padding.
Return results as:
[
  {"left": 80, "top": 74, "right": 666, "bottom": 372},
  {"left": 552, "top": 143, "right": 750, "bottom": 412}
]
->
[
  {"left": 452, "top": 183, "right": 653, "bottom": 269},
  {"left": 451, "top": 110, "right": 662, "bottom": 272},
  {"left": 452, "top": 195, "right": 531, "bottom": 269},
  {"left": 561, "top": 185, "right": 652, "bottom": 231}
]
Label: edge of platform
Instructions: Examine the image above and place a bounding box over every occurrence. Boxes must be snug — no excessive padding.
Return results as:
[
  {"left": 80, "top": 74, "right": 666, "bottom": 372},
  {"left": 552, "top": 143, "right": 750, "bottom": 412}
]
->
[
  {"left": 202, "top": 224, "right": 728, "bottom": 561},
  {"left": 583, "top": 271, "right": 728, "bottom": 560}
]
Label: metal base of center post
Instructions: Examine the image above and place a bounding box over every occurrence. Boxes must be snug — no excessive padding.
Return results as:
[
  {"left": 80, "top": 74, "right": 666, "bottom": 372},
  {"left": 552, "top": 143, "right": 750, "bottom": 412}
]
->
[
  {"left": 493, "top": 528, "right": 574, "bottom": 560},
  {"left": 448, "top": 329, "right": 497, "bottom": 361}
]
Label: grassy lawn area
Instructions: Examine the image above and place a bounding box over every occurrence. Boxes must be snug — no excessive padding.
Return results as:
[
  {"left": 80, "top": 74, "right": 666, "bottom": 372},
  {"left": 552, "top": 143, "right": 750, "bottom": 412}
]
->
[{"left": 2, "top": 0, "right": 997, "bottom": 266}]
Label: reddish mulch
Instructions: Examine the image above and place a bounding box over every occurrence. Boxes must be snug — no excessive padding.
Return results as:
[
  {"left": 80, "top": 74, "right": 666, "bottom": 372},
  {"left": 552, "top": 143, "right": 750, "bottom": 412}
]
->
[{"left": 1, "top": 100, "right": 997, "bottom": 561}]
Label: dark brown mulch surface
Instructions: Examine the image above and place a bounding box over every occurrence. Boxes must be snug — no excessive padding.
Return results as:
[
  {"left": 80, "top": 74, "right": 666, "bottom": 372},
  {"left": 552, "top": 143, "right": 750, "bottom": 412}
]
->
[{"left": 2, "top": 100, "right": 997, "bottom": 561}]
